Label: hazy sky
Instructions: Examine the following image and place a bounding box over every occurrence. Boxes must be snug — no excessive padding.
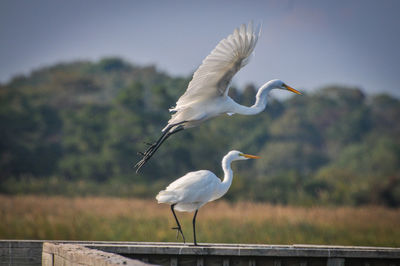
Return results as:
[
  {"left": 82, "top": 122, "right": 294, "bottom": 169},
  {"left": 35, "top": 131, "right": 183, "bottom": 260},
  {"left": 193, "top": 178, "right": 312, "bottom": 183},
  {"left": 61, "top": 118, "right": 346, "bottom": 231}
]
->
[{"left": 1, "top": 0, "right": 399, "bottom": 96}]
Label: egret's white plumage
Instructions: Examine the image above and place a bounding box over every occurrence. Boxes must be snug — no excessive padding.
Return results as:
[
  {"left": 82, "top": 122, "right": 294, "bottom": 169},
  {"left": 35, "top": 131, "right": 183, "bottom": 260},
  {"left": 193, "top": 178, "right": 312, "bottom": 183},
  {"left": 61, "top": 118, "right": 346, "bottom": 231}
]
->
[
  {"left": 166, "top": 22, "right": 260, "bottom": 129},
  {"left": 156, "top": 150, "right": 260, "bottom": 245},
  {"left": 156, "top": 170, "right": 220, "bottom": 212},
  {"left": 135, "top": 22, "right": 301, "bottom": 172}
]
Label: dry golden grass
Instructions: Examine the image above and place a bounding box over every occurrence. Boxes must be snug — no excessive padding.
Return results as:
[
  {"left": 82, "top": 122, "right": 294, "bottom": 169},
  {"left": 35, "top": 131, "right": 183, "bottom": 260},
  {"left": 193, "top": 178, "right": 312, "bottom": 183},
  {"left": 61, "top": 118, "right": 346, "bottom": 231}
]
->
[{"left": 0, "top": 195, "right": 399, "bottom": 246}]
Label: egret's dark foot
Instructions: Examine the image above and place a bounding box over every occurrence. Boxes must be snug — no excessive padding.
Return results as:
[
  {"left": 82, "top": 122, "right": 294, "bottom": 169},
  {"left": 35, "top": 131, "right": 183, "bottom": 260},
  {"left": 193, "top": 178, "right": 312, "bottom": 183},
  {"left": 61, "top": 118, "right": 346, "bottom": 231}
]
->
[
  {"left": 133, "top": 153, "right": 146, "bottom": 168},
  {"left": 134, "top": 121, "right": 187, "bottom": 172},
  {"left": 134, "top": 139, "right": 161, "bottom": 171},
  {"left": 134, "top": 155, "right": 152, "bottom": 172},
  {"left": 135, "top": 121, "right": 187, "bottom": 172},
  {"left": 141, "top": 142, "right": 157, "bottom": 157},
  {"left": 134, "top": 146, "right": 156, "bottom": 171},
  {"left": 171, "top": 226, "right": 186, "bottom": 244}
]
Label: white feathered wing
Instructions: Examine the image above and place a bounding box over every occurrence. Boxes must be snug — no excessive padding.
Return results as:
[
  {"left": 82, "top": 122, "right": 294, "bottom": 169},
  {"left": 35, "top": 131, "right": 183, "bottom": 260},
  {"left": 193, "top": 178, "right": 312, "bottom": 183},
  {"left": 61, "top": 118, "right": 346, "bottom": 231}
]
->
[{"left": 164, "top": 22, "right": 261, "bottom": 131}]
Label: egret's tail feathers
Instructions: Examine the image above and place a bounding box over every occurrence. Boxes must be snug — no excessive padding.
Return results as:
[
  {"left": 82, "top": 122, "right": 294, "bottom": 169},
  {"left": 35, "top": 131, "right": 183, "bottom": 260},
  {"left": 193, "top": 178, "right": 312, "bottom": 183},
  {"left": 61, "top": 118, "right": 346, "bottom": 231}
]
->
[{"left": 156, "top": 190, "right": 178, "bottom": 204}]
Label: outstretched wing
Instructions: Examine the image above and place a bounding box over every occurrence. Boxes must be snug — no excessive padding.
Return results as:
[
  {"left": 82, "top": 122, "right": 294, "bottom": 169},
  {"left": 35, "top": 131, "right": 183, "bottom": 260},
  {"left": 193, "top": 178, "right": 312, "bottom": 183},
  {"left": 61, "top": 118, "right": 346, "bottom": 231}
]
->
[{"left": 171, "top": 22, "right": 261, "bottom": 111}]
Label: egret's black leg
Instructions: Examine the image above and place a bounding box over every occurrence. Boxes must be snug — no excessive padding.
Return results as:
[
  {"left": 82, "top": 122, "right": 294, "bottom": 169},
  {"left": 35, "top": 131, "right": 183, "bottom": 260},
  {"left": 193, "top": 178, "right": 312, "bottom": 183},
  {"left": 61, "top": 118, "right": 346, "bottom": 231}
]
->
[
  {"left": 134, "top": 128, "right": 171, "bottom": 170},
  {"left": 135, "top": 126, "right": 183, "bottom": 171},
  {"left": 137, "top": 125, "right": 172, "bottom": 158},
  {"left": 142, "top": 124, "right": 173, "bottom": 155},
  {"left": 192, "top": 209, "right": 199, "bottom": 246},
  {"left": 171, "top": 204, "right": 185, "bottom": 244},
  {"left": 145, "top": 125, "right": 184, "bottom": 159},
  {"left": 138, "top": 120, "right": 187, "bottom": 158},
  {"left": 134, "top": 122, "right": 186, "bottom": 172}
]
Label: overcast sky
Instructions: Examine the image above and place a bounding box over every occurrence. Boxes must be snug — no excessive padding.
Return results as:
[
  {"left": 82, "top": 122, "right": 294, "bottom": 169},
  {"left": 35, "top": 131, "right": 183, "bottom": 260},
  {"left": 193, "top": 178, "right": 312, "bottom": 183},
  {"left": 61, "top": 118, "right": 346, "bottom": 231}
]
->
[{"left": 1, "top": 0, "right": 399, "bottom": 97}]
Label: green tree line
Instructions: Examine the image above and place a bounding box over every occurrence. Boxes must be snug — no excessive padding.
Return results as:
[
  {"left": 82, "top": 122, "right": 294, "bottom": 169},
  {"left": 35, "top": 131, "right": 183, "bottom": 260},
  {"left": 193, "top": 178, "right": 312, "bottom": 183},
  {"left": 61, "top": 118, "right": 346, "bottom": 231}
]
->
[{"left": 1, "top": 58, "right": 399, "bottom": 206}]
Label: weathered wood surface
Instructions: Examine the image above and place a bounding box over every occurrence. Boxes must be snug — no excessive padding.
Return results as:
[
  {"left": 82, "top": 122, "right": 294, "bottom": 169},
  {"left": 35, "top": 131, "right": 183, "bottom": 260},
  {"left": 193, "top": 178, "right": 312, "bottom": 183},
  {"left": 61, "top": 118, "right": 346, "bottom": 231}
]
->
[
  {"left": 0, "top": 240, "right": 43, "bottom": 266},
  {"left": 0, "top": 241, "right": 131, "bottom": 266},
  {"left": 1, "top": 240, "right": 400, "bottom": 266},
  {"left": 42, "top": 242, "right": 153, "bottom": 266},
  {"left": 87, "top": 242, "right": 400, "bottom": 266},
  {"left": 87, "top": 242, "right": 400, "bottom": 258}
]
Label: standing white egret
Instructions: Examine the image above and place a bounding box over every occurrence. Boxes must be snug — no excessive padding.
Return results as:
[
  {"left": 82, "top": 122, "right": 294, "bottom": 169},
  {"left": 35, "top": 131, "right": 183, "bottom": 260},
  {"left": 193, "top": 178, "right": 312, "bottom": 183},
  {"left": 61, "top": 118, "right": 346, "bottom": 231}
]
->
[
  {"left": 135, "top": 22, "right": 300, "bottom": 171},
  {"left": 156, "top": 150, "right": 260, "bottom": 245}
]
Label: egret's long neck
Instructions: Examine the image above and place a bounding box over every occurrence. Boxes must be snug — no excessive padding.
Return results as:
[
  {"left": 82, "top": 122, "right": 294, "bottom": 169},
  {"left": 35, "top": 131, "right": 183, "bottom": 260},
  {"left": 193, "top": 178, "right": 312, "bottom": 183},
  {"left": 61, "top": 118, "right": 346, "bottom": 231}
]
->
[
  {"left": 215, "top": 155, "right": 235, "bottom": 199},
  {"left": 232, "top": 81, "right": 275, "bottom": 115}
]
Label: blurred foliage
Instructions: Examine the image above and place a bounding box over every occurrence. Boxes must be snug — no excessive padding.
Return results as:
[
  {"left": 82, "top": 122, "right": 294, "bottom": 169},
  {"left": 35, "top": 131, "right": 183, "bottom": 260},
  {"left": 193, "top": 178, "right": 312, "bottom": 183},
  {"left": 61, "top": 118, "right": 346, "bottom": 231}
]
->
[{"left": 0, "top": 57, "right": 399, "bottom": 206}]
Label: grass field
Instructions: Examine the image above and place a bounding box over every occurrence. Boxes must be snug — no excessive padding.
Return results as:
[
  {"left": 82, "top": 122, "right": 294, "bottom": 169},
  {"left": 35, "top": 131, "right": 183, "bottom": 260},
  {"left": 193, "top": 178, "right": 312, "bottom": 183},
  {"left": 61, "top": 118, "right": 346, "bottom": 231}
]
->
[{"left": 0, "top": 195, "right": 399, "bottom": 246}]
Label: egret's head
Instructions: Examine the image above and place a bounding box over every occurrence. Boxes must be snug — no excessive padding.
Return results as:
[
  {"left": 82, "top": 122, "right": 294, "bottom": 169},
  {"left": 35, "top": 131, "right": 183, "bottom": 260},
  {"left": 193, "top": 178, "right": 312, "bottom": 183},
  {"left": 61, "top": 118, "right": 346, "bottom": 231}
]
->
[
  {"left": 270, "top": 79, "right": 302, "bottom": 95},
  {"left": 227, "top": 150, "right": 261, "bottom": 161}
]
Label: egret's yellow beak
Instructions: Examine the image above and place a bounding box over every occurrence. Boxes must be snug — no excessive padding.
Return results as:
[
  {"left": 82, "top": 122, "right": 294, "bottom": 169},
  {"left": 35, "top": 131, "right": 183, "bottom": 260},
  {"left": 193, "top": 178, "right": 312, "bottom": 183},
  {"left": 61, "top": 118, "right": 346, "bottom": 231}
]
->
[
  {"left": 283, "top": 84, "right": 302, "bottom": 95},
  {"left": 240, "top": 153, "right": 261, "bottom": 159}
]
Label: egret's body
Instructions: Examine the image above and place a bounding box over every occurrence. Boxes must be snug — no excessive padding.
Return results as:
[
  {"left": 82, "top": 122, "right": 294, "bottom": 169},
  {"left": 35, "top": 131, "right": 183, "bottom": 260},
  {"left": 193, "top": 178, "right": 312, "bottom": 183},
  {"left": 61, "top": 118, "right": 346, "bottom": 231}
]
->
[
  {"left": 135, "top": 22, "right": 301, "bottom": 171},
  {"left": 163, "top": 87, "right": 266, "bottom": 130},
  {"left": 157, "top": 170, "right": 223, "bottom": 212},
  {"left": 156, "top": 150, "right": 260, "bottom": 245}
]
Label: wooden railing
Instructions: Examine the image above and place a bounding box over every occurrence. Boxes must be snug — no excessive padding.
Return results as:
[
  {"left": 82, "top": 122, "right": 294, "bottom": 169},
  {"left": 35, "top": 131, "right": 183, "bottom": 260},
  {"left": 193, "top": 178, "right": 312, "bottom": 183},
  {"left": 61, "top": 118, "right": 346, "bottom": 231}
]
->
[{"left": 1, "top": 240, "right": 399, "bottom": 266}]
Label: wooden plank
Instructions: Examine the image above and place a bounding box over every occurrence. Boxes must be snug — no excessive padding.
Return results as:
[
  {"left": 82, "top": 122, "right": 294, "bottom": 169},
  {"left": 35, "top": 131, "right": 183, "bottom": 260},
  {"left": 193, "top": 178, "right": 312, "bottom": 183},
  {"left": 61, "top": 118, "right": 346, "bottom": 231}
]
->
[
  {"left": 327, "top": 258, "right": 345, "bottom": 266},
  {"left": 0, "top": 247, "right": 41, "bottom": 257},
  {"left": 170, "top": 257, "right": 178, "bottom": 266},
  {"left": 0, "top": 240, "right": 44, "bottom": 248},
  {"left": 43, "top": 242, "right": 153, "bottom": 266},
  {"left": 197, "top": 257, "right": 204, "bottom": 266},
  {"left": 1, "top": 240, "right": 400, "bottom": 266},
  {"left": 52, "top": 254, "right": 64, "bottom": 266},
  {"left": 0, "top": 246, "right": 42, "bottom": 265},
  {"left": 41, "top": 252, "right": 53, "bottom": 266},
  {"left": 88, "top": 243, "right": 400, "bottom": 259},
  {"left": 223, "top": 258, "right": 230, "bottom": 266}
]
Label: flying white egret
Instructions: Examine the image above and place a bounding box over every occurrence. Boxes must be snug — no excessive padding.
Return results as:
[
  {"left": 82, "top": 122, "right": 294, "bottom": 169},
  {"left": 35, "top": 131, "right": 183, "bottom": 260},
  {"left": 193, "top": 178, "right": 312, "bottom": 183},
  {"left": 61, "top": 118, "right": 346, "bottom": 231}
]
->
[
  {"left": 156, "top": 150, "right": 260, "bottom": 245},
  {"left": 135, "top": 22, "right": 301, "bottom": 171}
]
